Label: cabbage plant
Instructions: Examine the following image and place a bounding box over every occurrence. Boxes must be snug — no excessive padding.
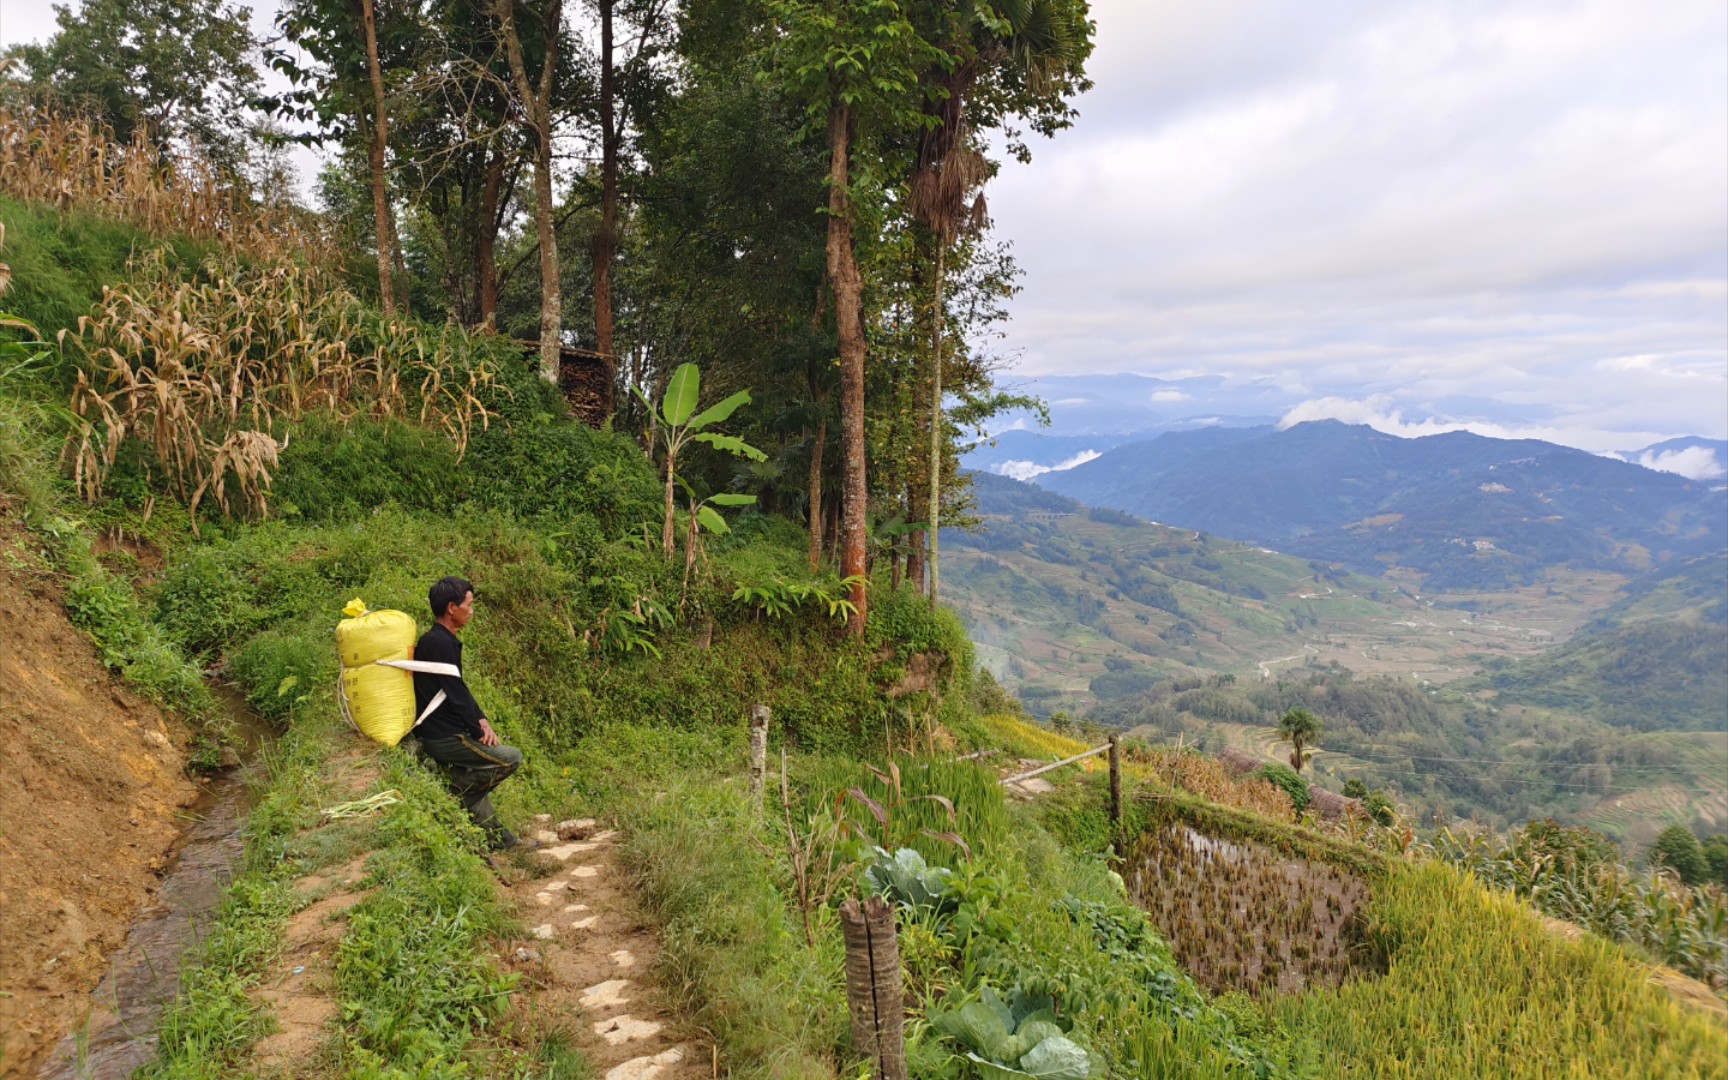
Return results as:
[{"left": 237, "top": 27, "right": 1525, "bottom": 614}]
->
[{"left": 932, "top": 986, "right": 1094, "bottom": 1079}]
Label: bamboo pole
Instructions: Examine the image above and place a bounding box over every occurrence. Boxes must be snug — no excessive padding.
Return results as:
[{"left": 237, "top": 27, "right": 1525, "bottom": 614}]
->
[{"left": 999, "top": 743, "right": 1110, "bottom": 786}]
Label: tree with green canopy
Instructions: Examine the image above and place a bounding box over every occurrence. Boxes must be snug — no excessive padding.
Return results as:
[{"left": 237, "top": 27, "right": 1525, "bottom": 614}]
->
[
  {"left": 904, "top": 0, "right": 1092, "bottom": 603},
  {"left": 10, "top": 0, "right": 260, "bottom": 167},
  {"left": 766, "top": 0, "right": 943, "bottom": 633},
  {"left": 1277, "top": 706, "right": 1324, "bottom": 774},
  {"left": 1650, "top": 825, "right": 1709, "bottom": 886}
]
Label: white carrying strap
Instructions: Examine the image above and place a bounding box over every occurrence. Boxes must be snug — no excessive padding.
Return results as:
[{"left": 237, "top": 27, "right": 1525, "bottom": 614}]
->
[{"left": 336, "top": 659, "right": 462, "bottom": 735}]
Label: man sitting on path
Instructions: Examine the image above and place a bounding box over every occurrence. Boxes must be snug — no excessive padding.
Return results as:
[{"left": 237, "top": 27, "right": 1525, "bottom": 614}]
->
[{"left": 411, "top": 575, "right": 526, "bottom": 851}]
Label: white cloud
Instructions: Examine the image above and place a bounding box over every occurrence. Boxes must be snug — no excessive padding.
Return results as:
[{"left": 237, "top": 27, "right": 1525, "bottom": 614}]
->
[
  {"left": 993, "top": 450, "right": 1102, "bottom": 481},
  {"left": 1150, "top": 389, "right": 1193, "bottom": 402},
  {"left": 1276, "top": 395, "right": 1676, "bottom": 454},
  {"left": 1052, "top": 397, "right": 1092, "bottom": 406},
  {"left": 1629, "top": 447, "right": 1726, "bottom": 481},
  {"left": 985, "top": 0, "right": 1727, "bottom": 443}
]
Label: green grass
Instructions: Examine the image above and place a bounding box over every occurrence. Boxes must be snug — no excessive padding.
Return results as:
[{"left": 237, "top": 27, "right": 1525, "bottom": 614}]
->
[
  {"left": 0, "top": 193, "right": 215, "bottom": 340},
  {"left": 622, "top": 773, "right": 847, "bottom": 1078},
  {"left": 333, "top": 750, "right": 519, "bottom": 1075}
]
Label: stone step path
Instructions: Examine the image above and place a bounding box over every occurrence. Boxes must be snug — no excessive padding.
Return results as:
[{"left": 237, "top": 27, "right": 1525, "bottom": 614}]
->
[{"left": 503, "top": 817, "right": 707, "bottom": 1080}]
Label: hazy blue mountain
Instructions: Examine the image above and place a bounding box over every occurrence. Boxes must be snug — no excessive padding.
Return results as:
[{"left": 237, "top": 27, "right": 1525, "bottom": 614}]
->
[{"left": 1037, "top": 421, "right": 1726, "bottom": 589}]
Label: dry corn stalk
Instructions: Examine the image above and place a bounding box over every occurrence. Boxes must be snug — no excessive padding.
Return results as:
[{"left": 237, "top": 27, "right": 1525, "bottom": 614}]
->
[
  {"left": 0, "top": 100, "right": 338, "bottom": 267},
  {"left": 64, "top": 253, "right": 502, "bottom": 531}
]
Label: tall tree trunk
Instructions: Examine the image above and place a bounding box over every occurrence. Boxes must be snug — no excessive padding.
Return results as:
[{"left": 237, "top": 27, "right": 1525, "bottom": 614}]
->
[
  {"left": 905, "top": 481, "right": 925, "bottom": 592},
  {"left": 825, "top": 101, "right": 868, "bottom": 632},
  {"left": 476, "top": 150, "right": 504, "bottom": 327},
  {"left": 528, "top": 127, "right": 559, "bottom": 381},
  {"left": 927, "top": 242, "right": 944, "bottom": 604},
  {"left": 498, "top": 0, "right": 561, "bottom": 382},
  {"left": 808, "top": 412, "right": 827, "bottom": 572},
  {"left": 592, "top": 0, "right": 619, "bottom": 413},
  {"left": 360, "top": 0, "right": 396, "bottom": 316}
]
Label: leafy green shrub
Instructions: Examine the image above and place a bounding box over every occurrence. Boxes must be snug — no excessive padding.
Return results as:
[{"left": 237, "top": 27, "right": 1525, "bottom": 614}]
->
[
  {"left": 464, "top": 414, "right": 659, "bottom": 535},
  {"left": 1250, "top": 763, "right": 1311, "bottom": 813},
  {"left": 272, "top": 413, "right": 465, "bottom": 522},
  {"left": 152, "top": 544, "right": 265, "bottom": 657},
  {"left": 1651, "top": 825, "right": 1711, "bottom": 886},
  {"left": 230, "top": 630, "right": 332, "bottom": 723}
]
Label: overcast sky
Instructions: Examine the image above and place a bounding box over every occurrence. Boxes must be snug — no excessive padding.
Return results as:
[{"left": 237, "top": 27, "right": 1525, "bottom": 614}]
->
[
  {"left": 986, "top": 0, "right": 1728, "bottom": 449},
  {"left": 5, "top": 0, "right": 1725, "bottom": 451}
]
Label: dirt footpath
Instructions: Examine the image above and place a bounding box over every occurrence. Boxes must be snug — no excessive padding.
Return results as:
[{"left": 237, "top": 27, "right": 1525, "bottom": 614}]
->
[
  {"left": 0, "top": 526, "right": 197, "bottom": 1080},
  {"left": 499, "top": 818, "right": 708, "bottom": 1080}
]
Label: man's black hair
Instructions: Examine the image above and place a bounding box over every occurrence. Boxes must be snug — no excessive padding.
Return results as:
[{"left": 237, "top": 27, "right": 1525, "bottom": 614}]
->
[{"left": 430, "top": 576, "right": 474, "bottom": 620}]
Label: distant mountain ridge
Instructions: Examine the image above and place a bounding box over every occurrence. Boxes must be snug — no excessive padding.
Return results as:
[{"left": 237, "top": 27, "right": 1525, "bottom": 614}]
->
[{"left": 1038, "top": 421, "right": 1726, "bottom": 589}]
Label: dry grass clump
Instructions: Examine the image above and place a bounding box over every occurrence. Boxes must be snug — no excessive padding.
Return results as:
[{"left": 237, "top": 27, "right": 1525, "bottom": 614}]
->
[
  {"left": 1127, "top": 823, "right": 1373, "bottom": 998},
  {"left": 0, "top": 101, "right": 332, "bottom": 266},
  {"left": 978, "top": 713, "right": 1097, "bottom": 763},
  {"left": 1279, "top": 859, "right": 1728, "bottom": 1078},
  {"left": 1139, "top": 747, "right": 1296, "bottom": 821},
  {"left": 64, "top": 254, "right": 502, "bottom": 530}
]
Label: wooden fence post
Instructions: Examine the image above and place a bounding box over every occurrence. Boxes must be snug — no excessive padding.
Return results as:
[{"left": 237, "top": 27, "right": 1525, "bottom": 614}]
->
[
  {"left": 749, "top": 705, "right": 770, "bottom": 812},
  {"left": 1108, "top": 735, "right": 1122, "bottom": 846},
  {"left": 839, "top": 895, "right": 907, "bottom": 1080}
]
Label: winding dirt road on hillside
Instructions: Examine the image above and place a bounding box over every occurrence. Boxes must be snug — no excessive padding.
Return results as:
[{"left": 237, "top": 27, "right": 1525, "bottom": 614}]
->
[{"left": 1256, "top": 645, "right": 1319, "bottom": 678}]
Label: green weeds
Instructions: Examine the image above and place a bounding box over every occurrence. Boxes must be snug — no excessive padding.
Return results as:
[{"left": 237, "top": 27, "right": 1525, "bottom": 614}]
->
[{"left": 333, "top": 750, "right": 517, "bottom": 1075}]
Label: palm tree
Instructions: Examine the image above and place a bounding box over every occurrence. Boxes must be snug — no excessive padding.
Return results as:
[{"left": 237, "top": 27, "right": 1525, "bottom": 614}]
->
[{"left": 1277, "top": 707, "right": 1324, "bottom": 774}]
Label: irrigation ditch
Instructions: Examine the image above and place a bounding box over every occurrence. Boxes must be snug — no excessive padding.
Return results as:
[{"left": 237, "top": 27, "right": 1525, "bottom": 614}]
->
[{"left": 38, "top": 686, "right": 276, "bottom": 1080}]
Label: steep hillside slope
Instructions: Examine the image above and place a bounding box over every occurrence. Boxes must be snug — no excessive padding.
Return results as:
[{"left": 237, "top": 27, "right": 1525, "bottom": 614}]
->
[
  {"left": 944, "top": 473, "right": 1398, "bottom": 714},
  {"left": 1040, "top": 421, "right": 1724, "bottom": 588},
  {"left": 1474, "top": 554, "right": 1728, "bottom": 732},
  {"left": 0, "top": 517, "right": 197, "bottom": 1079}
]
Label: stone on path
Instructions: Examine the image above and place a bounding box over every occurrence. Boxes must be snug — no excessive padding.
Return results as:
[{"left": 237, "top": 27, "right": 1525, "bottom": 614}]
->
[
  {"left": 541, "top": 840, "right": 601, "bottom": 861},
  {"left": 595, "top": 1015, "right": 663, "bottom": 1045},
  {"left": 579, "top": 978, "right": 633, "bottom": 1009},
  {"left": 604, "top": 1047, "right": 686, "bottom": 1080},
  {"left": 530, "top": 923, "right": 555, "bottom": 940},
  {"left": 609, "top": 948, "right": 636, "bottom": 968}
]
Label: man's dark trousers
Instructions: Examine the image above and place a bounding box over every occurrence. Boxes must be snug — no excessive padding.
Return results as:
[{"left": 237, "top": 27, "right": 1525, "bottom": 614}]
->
[{"left": 413, "top": 734, "right": 522, "bottom": 841}]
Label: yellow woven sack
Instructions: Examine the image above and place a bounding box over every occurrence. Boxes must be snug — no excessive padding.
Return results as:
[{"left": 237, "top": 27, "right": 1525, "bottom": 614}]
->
[{"left": 336, "top": 599, "right": 420, "bottom": 747}]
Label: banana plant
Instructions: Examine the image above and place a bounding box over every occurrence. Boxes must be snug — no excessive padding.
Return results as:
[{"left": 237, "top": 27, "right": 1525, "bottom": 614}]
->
[
  {"left": 633, "top": 362, "right": 766, "bottom": 560},
  {"left": 677, "top": 475, "right": 757, "bottom": 579}
]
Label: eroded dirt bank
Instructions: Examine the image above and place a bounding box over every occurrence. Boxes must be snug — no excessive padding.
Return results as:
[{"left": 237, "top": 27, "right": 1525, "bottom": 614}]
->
[{"left": 0, "top": 527, "right": 197, "bottom": 1080}]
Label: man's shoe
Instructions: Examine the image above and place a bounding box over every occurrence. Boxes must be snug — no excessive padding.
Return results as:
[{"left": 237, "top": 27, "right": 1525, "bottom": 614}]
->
[{"left": 486, "top": 826, "right": 520, "bottom": 852}]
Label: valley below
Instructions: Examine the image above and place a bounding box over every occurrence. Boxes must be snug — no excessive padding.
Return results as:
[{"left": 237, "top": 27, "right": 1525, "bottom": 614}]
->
[{"left": 945, "top": 472, "right": 1728, "bottom": 845}]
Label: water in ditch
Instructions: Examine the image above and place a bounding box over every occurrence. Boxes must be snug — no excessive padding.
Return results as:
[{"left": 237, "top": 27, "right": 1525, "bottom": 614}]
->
[{"left": 37, "top": 686, "right": 274, "bottom": 1080}]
